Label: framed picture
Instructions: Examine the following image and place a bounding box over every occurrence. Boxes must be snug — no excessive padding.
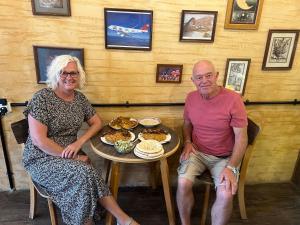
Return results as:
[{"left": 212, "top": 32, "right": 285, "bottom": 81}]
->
[
  {"left": 31, "top": 0, "right": 71, "bottom": 16},
  {"left": 224, "top": 0, "right": 264, "bottom": 29},
  {"left": 104, "top": 8, "right": 153, "bottom": 51},
  {"left": 179, "top": 10, "right": 218, "bottom": 42},
  {"left": 156, "top": 64, "right": 183, "bottom": 83},
  {"left": 262, "top": 30, "right": 299, "bottom": 70},
  {"left": 224, "top": 58, "right": 251, "bottom": 95},
  {"left": 33, "top": 46, "right": 84, "bottom": 84}
]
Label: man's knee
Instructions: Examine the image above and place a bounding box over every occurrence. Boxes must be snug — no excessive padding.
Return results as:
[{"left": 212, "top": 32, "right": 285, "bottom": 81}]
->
[
  {"left": 216, "top": 188, "right": 234, "bottom": 204},
  {"left": 177, "top": 177, "right": 193, "bottom": 195}
]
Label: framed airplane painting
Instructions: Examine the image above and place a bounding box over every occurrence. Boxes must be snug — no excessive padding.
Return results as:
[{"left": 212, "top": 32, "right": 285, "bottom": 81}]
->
[{"left": 104, "top": 8, "right": 153, "bottom": 51}]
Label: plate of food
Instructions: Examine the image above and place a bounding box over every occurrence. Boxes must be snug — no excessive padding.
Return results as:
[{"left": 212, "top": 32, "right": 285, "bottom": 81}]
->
[
  {"left": 109, "top": 117, "right": 138, "bottom": 130},
  {"left": 139, "top": 117, "right": 161, "bottom": 127},
  {"left": 134, "top": 148, "right": 164, "bottom": 160},
  {"left": 101, "top": 130, "right": 135, "bottom": 145},
  {"left": 138, "top": 128, "right": 171, "bottom": 144}
]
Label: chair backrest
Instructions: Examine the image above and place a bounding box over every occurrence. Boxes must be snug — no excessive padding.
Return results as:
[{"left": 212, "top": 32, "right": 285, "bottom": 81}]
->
[
  {"left": 247, "top": 118, "right": 260, "bottom": 146},
  {"left": 239, "top": 118, "right": 260, "bottom": 181},
  {"left": 11, "top": 119, "right": 28, "bottom": 144}
]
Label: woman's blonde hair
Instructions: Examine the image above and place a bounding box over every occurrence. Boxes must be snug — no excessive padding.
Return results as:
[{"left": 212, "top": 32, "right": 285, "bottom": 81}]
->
[{"left": 46, "top": 55, "right": 86, "bottom": 90}]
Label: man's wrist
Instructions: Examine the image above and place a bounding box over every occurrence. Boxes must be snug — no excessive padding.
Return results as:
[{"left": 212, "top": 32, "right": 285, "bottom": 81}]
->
[
  {"left": 226, "top": 165, "right": 239, "bottom": 175},
  {"left": 184, "top": 140, "right": 192, "bottom": 146}
]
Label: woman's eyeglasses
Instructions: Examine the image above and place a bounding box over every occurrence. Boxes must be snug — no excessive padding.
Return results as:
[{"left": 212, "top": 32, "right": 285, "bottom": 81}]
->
[{"left": 60, "top": 71, "right": 79, "bottom": 78}]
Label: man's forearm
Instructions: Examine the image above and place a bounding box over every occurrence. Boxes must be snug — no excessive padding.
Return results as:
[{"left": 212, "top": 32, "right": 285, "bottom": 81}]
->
[
  {"left": 228, "top": 127, "right": 248, "bottom": 167},
  {"left": 183, "top": 122, "right": 193, "bottom": 143}
]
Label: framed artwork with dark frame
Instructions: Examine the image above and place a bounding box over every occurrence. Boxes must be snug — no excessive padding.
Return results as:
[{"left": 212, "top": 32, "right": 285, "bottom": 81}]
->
[
  {"left": 104, "top": 8, "right": 153, "bottom": 51},
  {"left": 179, "top": 10, "right": 218, "bottom": 43},
  {"left": 262, "top": 29, "right": 299, "bottom": 70},
  {"left": 31, "top": 0, "right": 71, "bottom": 16},
  {"left": 224, "top": 58, "right": 251, "bottom": 95},
  {"left": 156, "top": 64, "right": 183, "bottom": 83},
  {"left": 33, "top": 46, "right": 84, "bottom": 84},
  {"left": 224, "top": 0, "right": 264, "bottom": 29}
]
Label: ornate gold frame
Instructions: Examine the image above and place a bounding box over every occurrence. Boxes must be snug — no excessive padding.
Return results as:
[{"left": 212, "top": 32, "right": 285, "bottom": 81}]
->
[{"left": 224, "top": 0, "right": 264, "bottom": 30}]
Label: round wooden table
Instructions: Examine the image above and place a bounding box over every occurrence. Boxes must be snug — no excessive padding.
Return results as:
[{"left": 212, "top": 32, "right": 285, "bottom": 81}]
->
[{"left": 90, "top": 124, "right": 180, "bottom": 225}]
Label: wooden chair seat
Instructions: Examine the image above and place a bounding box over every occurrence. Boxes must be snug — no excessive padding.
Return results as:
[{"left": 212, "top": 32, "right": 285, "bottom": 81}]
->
[
  {"left": 197, "top": 118, "right": 260, "bottom": 225},
  {"left": 11, "top": 119, "right": 58, "bottom": 225}
]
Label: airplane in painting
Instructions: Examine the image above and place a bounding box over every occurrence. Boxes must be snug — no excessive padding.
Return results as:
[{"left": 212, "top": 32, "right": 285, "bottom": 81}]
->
[{"left": 108, "top": 24, "right": 150, "bottom": 37}]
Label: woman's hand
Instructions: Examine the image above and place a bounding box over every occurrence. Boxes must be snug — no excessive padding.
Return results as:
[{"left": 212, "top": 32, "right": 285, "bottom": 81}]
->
[
  {"left": 61, "top": 141, "right": 82, "bottom": 159},
  {"left": 75, "top": 155, "right": 90, "bottom": 164}
]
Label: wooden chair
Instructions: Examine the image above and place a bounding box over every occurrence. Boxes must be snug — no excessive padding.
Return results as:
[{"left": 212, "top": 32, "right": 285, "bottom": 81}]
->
[
  {"left": 198, "top": 118, "right": 260, "bottom": 225},
  {"left": 11, "top": 119, "right": 58, "bottom": 225}
]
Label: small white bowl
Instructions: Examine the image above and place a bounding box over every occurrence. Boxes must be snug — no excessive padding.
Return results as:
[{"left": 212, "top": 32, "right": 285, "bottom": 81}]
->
[{"left": 139, "top": 117, "right": 161, "bottom": 127}]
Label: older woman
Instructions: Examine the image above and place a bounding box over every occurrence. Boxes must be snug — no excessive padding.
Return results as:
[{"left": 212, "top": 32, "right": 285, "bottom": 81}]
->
[{"left": 23, "top": 55, "right": 139, "bottom": 225}]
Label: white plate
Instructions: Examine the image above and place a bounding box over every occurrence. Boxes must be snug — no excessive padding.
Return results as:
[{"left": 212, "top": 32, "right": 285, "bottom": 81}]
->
[
  {"left": 109, "top": 117, "right": 138, "bottom": 130},
  {"left": 134, "top": 148, "right": 164, "bottom": 160},
  {"left": 139, "top": 117, "right": 161, "bottom": 127},
  {"left": 135, "top": 147, "right": 164, "bottom": 157},
  {"left": 101, "top": 131, "right": 135, "bottom": 145},
  {"left": 138, "top": 132, "right": 171, "bottom": 144},
  {"left": 135, "top": 140, "right": 164, "bottom": 154}
]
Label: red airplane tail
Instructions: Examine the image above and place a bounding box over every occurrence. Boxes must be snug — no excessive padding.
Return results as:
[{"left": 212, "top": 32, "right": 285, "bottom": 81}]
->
[{"left": 141, "top": 24, "right": 150, "bottom": 31}]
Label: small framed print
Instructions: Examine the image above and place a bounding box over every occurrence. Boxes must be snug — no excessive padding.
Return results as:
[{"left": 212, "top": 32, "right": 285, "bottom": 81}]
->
[
  {"left": 31, "top": 0, "right": 71, "bottom": 16},
  {"left": 179, "top": 10, "right": 218, "bottom": 42},
  {"left": 104, "top": 8, "right": 153, "bottom": 51},
  {"left": 224, "top": 0, "right": 264, "bottom": 29},
  {"left": 224, "top": 58, "right": 251, "bottom": 95},
  {"left": 33, "top": 46, "right": 84, "bottom": 84},
  {"left": 262, "top": 29, "right": 299, "bottom": 70},
  {"left": 156, "top": 64, "right": 183, "bottom": 83}
]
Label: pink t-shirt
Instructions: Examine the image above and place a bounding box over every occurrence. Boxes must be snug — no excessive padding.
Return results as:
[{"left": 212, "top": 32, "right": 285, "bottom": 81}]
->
[{"left": 183, "top": 87, "right": 247, "bottom": 156}]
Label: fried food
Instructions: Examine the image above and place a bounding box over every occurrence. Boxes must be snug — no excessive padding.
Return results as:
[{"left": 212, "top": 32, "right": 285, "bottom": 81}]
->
[
  {"left": 104, "top": 130, "right": 131, "bottom": 144},
  {"left": 141, "top": 128, "right": 167, "bottom": 142},
  {"left": 110, "top": 117, "right": 138, "bottom": 129}
]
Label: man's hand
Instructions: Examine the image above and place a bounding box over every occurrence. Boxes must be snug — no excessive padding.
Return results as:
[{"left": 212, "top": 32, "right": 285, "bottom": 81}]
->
[
  {"left": 180, "top": 142, "right": 197, "bottom": 161},
  {"left": 219, "top": 167, "right": 238, "bottom": 195}
]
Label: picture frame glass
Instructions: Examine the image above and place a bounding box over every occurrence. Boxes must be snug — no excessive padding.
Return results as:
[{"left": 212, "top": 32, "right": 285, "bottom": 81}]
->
[
  {"left": 156, "top": 64, "right": 183, "bottom": 83},
  {"left": 34, "top": 46, "right": 84, "bottom": 83},
  {"left": 225, "top": 0, "right": 263, "bottom": 29},
  {"left": 224, "top": 59, "right": 250, "bottom": 95},
  {"left": 264, "top": 32, "right": 298, "bottom": 69},
  {"left": 180, "top": 11, "right": 217, "bottom": 42},
  {"left": 105, "top": 9, "right": 153, "bottom": 50},
  {"left": 231, "top": 0, "right": 259, "bottom": 24},
  {"left": 32, "top": 0, "right": 70, "bottom": 16}
]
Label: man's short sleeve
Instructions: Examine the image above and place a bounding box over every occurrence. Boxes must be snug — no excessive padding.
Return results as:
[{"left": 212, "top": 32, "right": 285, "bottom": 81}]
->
[
  {"left": 183, "top": 94, "right": 191, "bottom": 122},
  {"left": 230, "top": 96, "right": 247, "bottom": 128}
]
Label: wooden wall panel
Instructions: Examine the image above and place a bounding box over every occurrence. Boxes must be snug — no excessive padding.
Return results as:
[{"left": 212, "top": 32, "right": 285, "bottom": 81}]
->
[{"left": 0, "top": 1, "right": 300, "bottom": 190}]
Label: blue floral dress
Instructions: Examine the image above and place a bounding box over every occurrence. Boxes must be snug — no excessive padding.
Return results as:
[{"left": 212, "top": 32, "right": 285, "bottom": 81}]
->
[{"left": 23, "top": 88, "right": 110, "bottom": 225}]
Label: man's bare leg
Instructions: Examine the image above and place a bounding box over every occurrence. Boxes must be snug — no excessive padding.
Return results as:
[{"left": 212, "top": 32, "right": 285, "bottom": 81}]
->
[
  {"left": 211, "top": 186, "right": 233, "bottom": 225},
  {"left": 177, "top": 178, "right": 194, "bottom": 225}
]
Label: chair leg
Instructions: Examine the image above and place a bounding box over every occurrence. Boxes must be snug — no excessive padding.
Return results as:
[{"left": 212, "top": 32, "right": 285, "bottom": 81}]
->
[
  {"left": 238, "top": 182, "right": 247, "bottom": 219},
  {"left": 201, "top": 184, "right": 211, "bottom": 225},
  {"left": 104, "top": 159, "right": 112, "bottom": 184},
  {"left": 29, "top": 179, "right": 37, "bottom": 219},
  {"left": 47, "top": 199, "right": 58, "bottom": 225}
]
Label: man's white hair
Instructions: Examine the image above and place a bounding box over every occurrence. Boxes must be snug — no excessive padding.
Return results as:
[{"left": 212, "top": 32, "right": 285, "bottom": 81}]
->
[{"left": 46, "top": 55, "right": 86, "bottom": 90}]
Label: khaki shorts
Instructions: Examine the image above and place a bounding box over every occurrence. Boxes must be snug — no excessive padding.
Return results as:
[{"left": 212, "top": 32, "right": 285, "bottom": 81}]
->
[{"left": 177, "top": 151, "right": 230, "bottom": 186}]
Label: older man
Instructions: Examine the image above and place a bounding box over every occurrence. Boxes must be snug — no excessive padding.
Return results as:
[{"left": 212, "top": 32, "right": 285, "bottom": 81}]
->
[{"left": 176, "top": 60, "right": 248, "bottom": 225}]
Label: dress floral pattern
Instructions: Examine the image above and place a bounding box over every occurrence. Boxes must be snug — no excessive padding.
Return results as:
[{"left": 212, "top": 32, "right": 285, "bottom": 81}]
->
[{"left": 23, "top": 88, "right": 110, "bottom": 225}]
